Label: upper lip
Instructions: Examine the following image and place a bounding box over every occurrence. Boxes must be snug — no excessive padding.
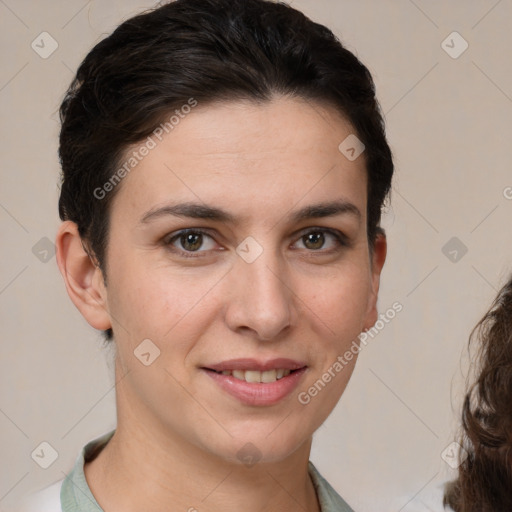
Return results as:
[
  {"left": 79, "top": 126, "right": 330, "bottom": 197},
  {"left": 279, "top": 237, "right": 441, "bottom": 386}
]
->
[{"left": 203, "top": 358, "right": 307, "bottom": 372}]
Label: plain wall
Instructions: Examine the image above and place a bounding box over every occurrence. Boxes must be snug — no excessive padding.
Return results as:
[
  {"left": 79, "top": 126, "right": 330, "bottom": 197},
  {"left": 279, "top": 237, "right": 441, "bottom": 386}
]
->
[{"left": 1, "top": 1, "right": 511, "bottom": 510}]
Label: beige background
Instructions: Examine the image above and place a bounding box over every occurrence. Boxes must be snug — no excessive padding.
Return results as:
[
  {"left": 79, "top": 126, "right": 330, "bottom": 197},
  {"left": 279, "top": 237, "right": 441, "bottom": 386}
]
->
[{"left": 1, "top": 1, "right": 511, "bottom": 511}]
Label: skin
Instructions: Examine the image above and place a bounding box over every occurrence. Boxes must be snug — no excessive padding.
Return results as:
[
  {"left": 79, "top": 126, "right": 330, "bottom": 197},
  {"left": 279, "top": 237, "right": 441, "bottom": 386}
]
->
[{"left": 56, "top": 95, "right": 386, "bottom": 512}]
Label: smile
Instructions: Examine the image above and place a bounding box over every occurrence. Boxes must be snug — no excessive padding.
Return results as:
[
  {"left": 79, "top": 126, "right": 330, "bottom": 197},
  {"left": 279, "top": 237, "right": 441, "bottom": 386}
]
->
[
  {"left": 202, "top": 359, "right": 308, "bottom": 406},
  {"left": 211, "top": 368, "right": 294, "bottom": 383}
]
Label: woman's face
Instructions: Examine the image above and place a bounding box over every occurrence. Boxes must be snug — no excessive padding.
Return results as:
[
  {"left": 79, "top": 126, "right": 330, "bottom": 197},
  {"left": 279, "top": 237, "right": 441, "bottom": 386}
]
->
[{"left": 99, "top": 95, "right": 385, "bottom": 464}]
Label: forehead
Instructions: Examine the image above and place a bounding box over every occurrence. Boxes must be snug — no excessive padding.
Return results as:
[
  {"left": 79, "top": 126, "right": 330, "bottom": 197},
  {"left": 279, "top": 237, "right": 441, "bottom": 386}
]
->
[{"left": 109, "top": 95, "right": 368, "bottom": 226}]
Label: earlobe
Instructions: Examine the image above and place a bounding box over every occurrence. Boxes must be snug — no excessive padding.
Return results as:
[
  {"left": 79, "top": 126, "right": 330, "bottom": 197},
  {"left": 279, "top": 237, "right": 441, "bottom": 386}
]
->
[
  {"left": 55, "top": 221, "right": 112, "bottom": 331},
  {"left": 363, "top": 232, "right": 387, "bottom": 331}
]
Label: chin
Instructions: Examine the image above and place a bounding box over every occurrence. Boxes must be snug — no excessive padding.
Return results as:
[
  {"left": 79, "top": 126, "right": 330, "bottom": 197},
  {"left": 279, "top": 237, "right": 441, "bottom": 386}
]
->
[{"left": 209, "top": 428, "right": 310, "bottom": 467}]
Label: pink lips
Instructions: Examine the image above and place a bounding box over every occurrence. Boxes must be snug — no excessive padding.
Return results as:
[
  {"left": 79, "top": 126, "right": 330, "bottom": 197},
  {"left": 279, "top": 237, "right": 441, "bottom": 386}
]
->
[
  {"left": 205, "top": 358, "right": 307, "bottom": 372},
  {"left": 202, "top": 358, "right": 308, "bottom": 406}
]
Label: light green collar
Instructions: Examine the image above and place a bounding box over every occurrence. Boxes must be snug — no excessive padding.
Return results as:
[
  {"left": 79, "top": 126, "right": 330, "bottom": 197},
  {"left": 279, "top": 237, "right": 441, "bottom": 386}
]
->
[{"left": 61, "top": 430, "right": 354, "bottom": 512}]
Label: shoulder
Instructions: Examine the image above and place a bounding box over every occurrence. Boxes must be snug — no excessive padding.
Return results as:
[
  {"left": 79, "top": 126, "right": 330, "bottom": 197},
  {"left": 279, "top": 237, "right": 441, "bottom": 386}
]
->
[
  {"left": 15, "top": 479, "right": 63, "bottom": 512},
  {"left": 14, "top": 429, "right": 114, "bottom": 512},
  {"left": 308, "top": 461, "right": 355, "bottom": 512}
]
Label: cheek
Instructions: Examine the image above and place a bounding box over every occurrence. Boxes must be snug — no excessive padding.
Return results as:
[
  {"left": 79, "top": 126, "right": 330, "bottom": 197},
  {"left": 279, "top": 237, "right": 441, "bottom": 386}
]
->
[
  {"left": 305, "top": 263, "right": 372, "bottom": 340},
  {"left": 299, "top": 268, "right": 371, "bottom": 411},
  {"left": 105, "top": 260, "right": 220, "bottom": 355}
]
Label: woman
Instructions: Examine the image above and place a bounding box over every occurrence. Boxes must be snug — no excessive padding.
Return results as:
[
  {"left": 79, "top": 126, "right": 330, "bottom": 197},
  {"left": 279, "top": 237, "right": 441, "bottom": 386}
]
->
[
  {"left": 21, "top": 0, "right": 393, "bottom": 510},
  {"left": 444, "top": 274, "right": 512, "bottom": 511}
]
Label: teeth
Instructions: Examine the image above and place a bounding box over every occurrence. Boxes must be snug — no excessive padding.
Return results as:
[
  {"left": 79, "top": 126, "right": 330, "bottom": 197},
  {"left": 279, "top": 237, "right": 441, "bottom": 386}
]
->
[
  {"left": 261, "top": 369, "right": 277, "bottom": 383},
  {"left": 244, "top": 370, "right": 261, "bottom": 383},
  {"left": 232, "top": 370, "right": 245, "bottom": 380},
  {"left": 218, "top": 369, "right": 293, "bottom": 383}
]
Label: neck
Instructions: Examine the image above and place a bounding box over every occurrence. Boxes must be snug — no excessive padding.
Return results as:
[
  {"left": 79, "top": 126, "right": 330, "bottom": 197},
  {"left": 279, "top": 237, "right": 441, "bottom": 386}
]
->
[{"left": 84, "top": 374, "right": 320, "bottom": 512}]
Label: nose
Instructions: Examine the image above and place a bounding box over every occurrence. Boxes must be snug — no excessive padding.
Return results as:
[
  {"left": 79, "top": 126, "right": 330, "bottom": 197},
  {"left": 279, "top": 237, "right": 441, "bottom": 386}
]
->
[{"left": 224, "top": 248, "right": 295, "bottom": 341}]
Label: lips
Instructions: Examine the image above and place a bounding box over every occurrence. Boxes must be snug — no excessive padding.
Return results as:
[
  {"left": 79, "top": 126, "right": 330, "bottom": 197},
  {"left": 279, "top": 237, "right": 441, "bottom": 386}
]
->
[
  {"left": 208, "top": 368, "right": 297, "bottom": 383},
  {"left": 203, "top": 358, "right": 307, "bottom": 372},
  {"left": 201, "top": 358, "right": 308, "bottom": 405},
  {"left": 202, "top": 358, "right": 307, "bottom": 383}
]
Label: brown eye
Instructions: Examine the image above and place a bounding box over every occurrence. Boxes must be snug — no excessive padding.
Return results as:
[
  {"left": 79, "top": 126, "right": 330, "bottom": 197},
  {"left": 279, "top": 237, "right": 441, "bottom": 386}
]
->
[
  {"left": 294, "top": 229, "right": 346, "bottom": 252},
  {"left": 303, "top": 232, "right": 325, "bottom": 250},
  {"left": 180, "top": 232, "right": 203, "bottom": 251},
  {"left": 165, "top": 229, "right": 217, "bottom": 256}
]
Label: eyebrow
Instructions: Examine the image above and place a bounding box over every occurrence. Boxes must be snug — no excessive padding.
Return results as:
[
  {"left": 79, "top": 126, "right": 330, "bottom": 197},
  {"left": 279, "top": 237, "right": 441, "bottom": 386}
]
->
[{"left": 139, "top": 199, "right": 361, "bottom": 225}]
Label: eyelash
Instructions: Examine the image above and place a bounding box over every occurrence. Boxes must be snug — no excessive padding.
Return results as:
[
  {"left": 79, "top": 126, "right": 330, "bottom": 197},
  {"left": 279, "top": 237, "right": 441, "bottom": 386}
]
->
[{"left": 163, "top": 227, "right": 348, "bottom": 259}]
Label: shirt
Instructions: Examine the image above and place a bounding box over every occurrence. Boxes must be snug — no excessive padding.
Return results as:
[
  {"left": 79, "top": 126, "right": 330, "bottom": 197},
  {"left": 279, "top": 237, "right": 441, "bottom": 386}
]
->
[{"left": 19, "top": 430, "right": 355, "bottom": 512}]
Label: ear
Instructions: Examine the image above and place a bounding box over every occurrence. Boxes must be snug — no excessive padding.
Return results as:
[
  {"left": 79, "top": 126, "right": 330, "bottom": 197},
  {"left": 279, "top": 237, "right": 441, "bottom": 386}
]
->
[
  {"left": 362, "top": 231, "right": 387, "bottom": 331},
  {"left": 55, "top": 221, "right": 112, "bottom": 331}
]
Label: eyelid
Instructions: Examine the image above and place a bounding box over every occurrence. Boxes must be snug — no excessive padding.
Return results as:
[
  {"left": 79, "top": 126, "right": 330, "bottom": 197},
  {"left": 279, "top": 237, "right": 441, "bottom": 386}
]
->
[
  {"left": 163, "top": 226, "right": 349, "bottom": 258},
  {"left": 292, "top": 227, "right": 349, "bottom": 251},
  {"left": 164, "top": 228, "right": 219, "bottom": 257}
]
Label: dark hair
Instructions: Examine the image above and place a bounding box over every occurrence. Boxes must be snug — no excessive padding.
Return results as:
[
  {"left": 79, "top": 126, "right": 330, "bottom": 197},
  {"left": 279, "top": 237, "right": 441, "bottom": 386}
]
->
[
  {"left": 58, "top": 0, "right": 394, "bottom": 341},
  {"left": 444, "top": 274, "right": 512, "bottom": 511}
]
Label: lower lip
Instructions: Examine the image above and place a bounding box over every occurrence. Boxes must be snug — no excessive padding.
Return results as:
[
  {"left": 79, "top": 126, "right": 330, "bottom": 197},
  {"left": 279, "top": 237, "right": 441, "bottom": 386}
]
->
[{"left": 202, "top": 367, "right": 308, "bottom": 406}]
